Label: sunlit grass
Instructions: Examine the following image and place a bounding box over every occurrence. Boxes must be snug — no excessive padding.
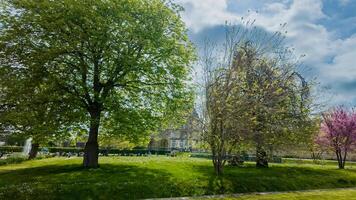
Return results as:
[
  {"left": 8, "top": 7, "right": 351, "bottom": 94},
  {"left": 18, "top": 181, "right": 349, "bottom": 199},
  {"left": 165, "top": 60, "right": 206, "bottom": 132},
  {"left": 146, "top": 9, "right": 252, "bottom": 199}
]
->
[
  {"left": 1, "top": 156, "right": 356, "bottom": 199},
  {"left": 217, "top": 188, "right": 356, "bottom": 200}
]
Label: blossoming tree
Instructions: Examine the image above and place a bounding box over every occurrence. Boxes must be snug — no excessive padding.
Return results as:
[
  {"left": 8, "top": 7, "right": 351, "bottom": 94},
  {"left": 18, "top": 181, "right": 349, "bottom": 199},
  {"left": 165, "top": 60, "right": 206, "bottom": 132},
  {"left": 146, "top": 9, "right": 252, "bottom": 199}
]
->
[{"left": 317, "top": 107, "right": 356, "bottom": 169}]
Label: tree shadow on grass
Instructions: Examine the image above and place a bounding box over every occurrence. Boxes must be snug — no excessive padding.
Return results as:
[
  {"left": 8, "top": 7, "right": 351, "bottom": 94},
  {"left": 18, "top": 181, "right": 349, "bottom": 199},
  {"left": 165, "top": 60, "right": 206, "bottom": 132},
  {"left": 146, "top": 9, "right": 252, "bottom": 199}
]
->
[
  {"left": 191, "top": 163, "right": 356, "bottom": 195},
  {"left": 0, "top": 163, "right": 182, "bottom": 200},
  {"left": 2, "top": 160, "right": 356, "bottom": 200}
]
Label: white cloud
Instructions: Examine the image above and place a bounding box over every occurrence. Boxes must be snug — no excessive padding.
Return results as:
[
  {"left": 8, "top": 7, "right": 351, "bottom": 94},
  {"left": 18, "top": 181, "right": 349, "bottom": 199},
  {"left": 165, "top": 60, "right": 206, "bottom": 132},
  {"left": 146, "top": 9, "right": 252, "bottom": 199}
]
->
[
  {"left": 176, "top": 0, "right": 356, "bottom": 106},
  {"left": 176, "top": 0, "right": 236, "bottom": 33},
  {"left": 321, "top": 35, "right": 356, "bottom": 81}
]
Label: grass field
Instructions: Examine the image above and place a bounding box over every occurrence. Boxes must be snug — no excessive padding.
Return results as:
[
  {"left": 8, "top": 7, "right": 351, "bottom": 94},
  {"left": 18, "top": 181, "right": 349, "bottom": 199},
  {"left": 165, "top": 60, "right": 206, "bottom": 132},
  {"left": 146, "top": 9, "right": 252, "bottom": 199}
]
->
[
  {"left": 216, "top": 188, "right": 356, "bottom": 200},
  {"left": 1, "top": 156, "right": 356, "bottom": 199}
]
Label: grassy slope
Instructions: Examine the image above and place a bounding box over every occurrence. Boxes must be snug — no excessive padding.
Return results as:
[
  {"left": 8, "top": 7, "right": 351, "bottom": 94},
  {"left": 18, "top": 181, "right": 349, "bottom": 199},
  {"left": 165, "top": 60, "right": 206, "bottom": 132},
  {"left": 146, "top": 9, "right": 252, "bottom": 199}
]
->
[{"left": 1, "top": 157, "right": 356, "bottom": 199}]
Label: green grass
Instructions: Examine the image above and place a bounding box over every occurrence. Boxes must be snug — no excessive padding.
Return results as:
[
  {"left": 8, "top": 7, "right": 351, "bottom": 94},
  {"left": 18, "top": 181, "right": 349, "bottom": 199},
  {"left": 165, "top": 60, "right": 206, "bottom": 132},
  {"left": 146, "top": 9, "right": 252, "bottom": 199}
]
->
[
  {"left": 1, "top": 156, "right": 356, "bottom": 199},
  {"left": 282, "top": 158, "right": 356, "bottom": 166},
  {"left": 218, "top": 188, "right": 356, "bottom": 199}
]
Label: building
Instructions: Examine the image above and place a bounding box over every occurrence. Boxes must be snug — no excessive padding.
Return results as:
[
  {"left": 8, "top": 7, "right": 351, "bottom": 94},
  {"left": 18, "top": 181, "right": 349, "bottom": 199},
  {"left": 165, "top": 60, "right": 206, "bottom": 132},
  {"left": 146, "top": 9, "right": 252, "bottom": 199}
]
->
[{"left": 148, "top": 110, "right": 201, "bottom": 151}]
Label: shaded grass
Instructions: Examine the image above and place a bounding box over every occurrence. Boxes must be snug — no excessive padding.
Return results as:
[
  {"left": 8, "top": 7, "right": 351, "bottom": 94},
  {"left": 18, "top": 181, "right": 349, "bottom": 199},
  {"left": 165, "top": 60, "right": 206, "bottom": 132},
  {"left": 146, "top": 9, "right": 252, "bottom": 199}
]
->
[{"left": 1, "top": 157, "right": 356, "bottom": 199}]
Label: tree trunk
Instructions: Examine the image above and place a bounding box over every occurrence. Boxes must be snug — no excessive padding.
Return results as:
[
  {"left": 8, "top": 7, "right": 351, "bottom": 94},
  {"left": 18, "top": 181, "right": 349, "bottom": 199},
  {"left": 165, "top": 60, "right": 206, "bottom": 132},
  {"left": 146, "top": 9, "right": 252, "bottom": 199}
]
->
[
  {"left": 212, "top": 147, "right": 224, "bottom": 176},
  {"left": 28, "top": 143, "right": 39, "bottom": 159},
  {"left": 83, "top": 109, "right": 101, "bottom": 168},
  {"left": 342, "top": 150, "right": 347, "bottom": 169},
  {"left": 213, "top": 158, "right": 224, "bottom": 176},
  {"left": 335, "top": 149, "right": 344, "bottom": 169},
  {"left": 256, "top": 145, "right": 268, "bottom": 168}
]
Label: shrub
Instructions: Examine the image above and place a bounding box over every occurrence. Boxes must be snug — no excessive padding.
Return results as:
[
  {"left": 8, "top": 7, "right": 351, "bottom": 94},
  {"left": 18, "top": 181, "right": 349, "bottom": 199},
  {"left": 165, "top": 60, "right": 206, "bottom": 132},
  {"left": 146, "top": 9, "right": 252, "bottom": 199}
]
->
[
  {"left": 228, "top": 155, "right": 244, "bottom": 166},
  {"left": 0, "top": 153, "right": 27, "bottom": 166},
  {"left": 47, "top": 147, "right": 83, "bottom": 154},
  {"left": 0, "top": 146, "right": 23, "bottom": 153},
  {"left": 1, "top": 146, "right": 171, "bottom": 158}
]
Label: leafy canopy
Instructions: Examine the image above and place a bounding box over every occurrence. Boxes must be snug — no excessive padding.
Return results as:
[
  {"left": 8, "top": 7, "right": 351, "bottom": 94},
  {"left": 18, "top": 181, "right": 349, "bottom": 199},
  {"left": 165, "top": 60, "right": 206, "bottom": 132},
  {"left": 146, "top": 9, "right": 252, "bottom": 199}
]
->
[{"left": 0, "top": 0, "right": 195, "bottom": 142}]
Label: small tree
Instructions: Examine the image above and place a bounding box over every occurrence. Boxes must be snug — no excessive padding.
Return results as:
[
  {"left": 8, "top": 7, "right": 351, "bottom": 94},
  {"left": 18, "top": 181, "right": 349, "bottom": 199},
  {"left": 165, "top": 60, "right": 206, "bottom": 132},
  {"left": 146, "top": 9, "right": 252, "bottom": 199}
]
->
[
  {"left": 200, "top": 21, "right": 315, "bottom": 172},
  {"left": 203, "top": 58, "right": 246, "bottom": 175},
  {"left": 200, "top": 24, "right": 254, "bottom": 175},
  {"left": 316, "top": 107, "right": 356, "bottom": 169}
]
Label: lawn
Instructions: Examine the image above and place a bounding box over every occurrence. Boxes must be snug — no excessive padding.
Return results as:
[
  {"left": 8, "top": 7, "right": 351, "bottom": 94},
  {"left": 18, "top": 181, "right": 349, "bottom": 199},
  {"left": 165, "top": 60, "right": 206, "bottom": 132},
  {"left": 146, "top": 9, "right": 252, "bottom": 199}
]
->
[
  {"left": 1, "top": 156, "right": 356, "bottom": 199},
  {"left": 217, "top": 188, "right": 356, "bottom": 200}
]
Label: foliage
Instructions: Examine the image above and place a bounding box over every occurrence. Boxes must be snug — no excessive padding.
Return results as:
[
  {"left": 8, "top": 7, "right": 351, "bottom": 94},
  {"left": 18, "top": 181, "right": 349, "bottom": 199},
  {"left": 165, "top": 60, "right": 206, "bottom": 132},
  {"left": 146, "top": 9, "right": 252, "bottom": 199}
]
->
[
  {"left": 234, "top": 43, "right": 315, "bottom": 168},
  {"left": 316, "top": 107, "right": 356, "bottom": 169},
  {"left": 0, "top": 146, "right": 170, "bottom": 155},
  {"left": 98, "top": 130, "right": 149, "bottom": 149},
  {"left": 201, "top": 23, "right": 260, "bottom": 175},
  {"left": 201, "top": 22, "right": 316, "bottom": 173},
  {"left": 0, "top": 153, "right": 27, "bottom": 166},
  {"left": 0, "top": 153, "right": 54, "bottom": 166},
  {"left": 1, "top": 157, "right": 356, "bottom": 199},
  {"left": 0, "top": 146, "right": 23, "bottom": 153},
  {"left": 0, "top": 0, "right": 195, "bottom": 167}
]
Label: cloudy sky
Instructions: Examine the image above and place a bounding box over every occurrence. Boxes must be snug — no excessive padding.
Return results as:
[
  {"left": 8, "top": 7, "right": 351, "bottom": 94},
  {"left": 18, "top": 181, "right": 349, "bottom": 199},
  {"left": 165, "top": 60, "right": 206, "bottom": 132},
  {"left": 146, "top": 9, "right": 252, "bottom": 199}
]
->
[{"left": 175, "top": 0, "right": 356, "bottom": 108}]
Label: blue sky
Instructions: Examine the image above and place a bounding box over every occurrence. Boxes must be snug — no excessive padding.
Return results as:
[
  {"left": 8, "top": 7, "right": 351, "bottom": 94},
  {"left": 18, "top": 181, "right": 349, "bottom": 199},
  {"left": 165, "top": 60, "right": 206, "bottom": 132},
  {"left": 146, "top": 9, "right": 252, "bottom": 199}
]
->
[{"left": 175, "top": 0, "right": 356, "bottom": 108}]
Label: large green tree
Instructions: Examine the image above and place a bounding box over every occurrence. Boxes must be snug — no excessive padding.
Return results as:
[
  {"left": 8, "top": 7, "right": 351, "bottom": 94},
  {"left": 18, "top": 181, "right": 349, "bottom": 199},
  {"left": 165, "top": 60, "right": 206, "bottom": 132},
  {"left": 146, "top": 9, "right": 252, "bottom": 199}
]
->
[{"left": 0, "top": 0, "right": 195, "bottom": 167}]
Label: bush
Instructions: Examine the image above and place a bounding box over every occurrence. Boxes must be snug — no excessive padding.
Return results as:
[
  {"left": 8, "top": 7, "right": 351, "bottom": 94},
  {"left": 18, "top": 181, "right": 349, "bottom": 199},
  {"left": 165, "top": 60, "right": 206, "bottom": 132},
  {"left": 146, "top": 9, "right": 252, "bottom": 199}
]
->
[
  {"left": 0, "top": 153, "right": 27, "bottom": 166},
  {"left": 1, "top": 146, "right": 172, "bottom": 158},
  {"left": 46, "top": 147, "right": 171, "bottom": 156},
  {"left": 0, "top": 146, "right": 23, "bottom": 153},
  {"left": 228, "top": 155, "right": 244, "bottom": 166},
  {"left": 47, "top": 147, "right": 83, "bottom": 154},
  {"left": 190, "top": 153, "right": 212, "bottom": 159},
  {"left": 35, "top": 154, "right": 55, "bottom": 160}
]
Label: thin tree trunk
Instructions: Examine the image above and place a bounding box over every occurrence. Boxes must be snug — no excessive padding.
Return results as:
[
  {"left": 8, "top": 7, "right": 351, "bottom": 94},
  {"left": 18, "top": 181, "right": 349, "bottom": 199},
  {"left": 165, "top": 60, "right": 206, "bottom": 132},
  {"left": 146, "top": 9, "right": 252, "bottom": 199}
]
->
[
  {"left": 336, "top": 149, "right": 344, "bottom": 169},
  {"left": 213, "top": 157, "right": 224, "bottom": 176},
  {"left": 342, "top": 150, "right": 347, "bottom": 169},
  {"left": 28, "top": 143, "right": 39, "bottom": 159},
  {"left": 255, "top": 132, "right": 268, "bottom": 168},
  {"left": 212, "top": 147, "right": 224, "bottom": 176},
  {"left": 83, "top": 109, "right": 101, "bottom": 168},
  {"left": 256, "top": 144, "right": 268, "bottom": 168}
]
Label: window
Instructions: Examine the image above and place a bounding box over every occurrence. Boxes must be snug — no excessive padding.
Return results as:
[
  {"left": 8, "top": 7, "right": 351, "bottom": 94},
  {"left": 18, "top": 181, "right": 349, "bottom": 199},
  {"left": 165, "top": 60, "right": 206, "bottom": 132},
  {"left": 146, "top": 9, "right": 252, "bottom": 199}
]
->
[{"left": 171, "top": 140, "right": 176, "bottom": 148}]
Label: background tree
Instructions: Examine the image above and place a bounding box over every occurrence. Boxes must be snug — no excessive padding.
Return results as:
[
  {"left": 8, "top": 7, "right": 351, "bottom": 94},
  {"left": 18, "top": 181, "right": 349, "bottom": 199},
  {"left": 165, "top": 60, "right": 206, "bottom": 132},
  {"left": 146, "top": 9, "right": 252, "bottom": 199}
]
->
[
  {"left": 0, "top": 0, "right": 195, "bottom": 167},
  {"left": 0, "top": 67, "right": 81, "bottom": 158},
  {"left": 316, "top": 107, "right": 356, "bottom": 169},
  {"left": 203, "top": 57, "right": 247, "bottom": 175},
  {"left": 234, "top": 44, "right": 315, "bottom": 168},
  {"left": 200, "top": 21, "right": 316, "bottom": 173},
  {"left": 200, "top": 23, "right": 269, "bottom": 174}
]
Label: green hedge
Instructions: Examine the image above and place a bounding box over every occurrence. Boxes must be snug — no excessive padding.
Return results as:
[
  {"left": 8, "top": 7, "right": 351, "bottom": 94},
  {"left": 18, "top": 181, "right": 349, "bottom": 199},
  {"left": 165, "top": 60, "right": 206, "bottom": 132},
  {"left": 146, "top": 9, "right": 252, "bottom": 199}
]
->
[
  {"left": 190, "top": 153, "right": 282, "bottom": 163},
  {"left": 0, "top": 146, "right": 171, "bottom": 155},
  {"left": 99, "top": 149, "right": 170, "bottom": 155},
  {"left": 0, "top": 154, "right": 27, "bottom": 166},
  {"left": 0, "top": 146, "right": 23, "bottom": 153},
  {"left": 0, "top": 153, "right": 55, "bottom": 166},
  {"left": 190, "top": 152, "right": 212, "bottom": 159},
  {"left": 46, "top": 147, "right": 83, "bottom": 153}
]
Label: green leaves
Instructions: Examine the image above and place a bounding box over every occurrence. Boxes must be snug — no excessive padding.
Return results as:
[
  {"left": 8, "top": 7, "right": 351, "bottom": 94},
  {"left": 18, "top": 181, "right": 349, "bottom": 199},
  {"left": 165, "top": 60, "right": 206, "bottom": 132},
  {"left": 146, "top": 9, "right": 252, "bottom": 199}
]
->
[{"left": 0, "top": 0, "right": 195, "bottom": 144}]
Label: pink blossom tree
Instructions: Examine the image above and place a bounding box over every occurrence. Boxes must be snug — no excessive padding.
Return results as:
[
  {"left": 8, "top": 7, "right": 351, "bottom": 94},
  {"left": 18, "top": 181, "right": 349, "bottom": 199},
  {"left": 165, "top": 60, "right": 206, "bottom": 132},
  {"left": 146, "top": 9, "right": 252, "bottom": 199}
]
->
[{"left": 316, "top": 107, "right": 356, "bottom": 169}]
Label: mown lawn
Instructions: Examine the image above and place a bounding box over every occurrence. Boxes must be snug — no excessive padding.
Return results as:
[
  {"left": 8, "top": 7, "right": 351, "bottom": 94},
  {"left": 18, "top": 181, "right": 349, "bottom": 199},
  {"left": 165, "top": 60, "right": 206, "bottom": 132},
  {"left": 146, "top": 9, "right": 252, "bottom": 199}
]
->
[
  {"left": 1, "top": 156, "right": 356, "bottom": 199},
  {"left": 217, "top": 188, "right": 356, "bottom": 200}
]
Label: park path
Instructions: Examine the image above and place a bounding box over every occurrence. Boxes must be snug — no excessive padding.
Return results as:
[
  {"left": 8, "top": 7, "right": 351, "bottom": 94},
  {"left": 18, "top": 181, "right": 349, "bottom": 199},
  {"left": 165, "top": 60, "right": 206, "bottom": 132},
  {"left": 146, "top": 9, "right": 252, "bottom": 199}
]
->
[{"left": 144, "top": 187, "right": 356, "bottom": 200}]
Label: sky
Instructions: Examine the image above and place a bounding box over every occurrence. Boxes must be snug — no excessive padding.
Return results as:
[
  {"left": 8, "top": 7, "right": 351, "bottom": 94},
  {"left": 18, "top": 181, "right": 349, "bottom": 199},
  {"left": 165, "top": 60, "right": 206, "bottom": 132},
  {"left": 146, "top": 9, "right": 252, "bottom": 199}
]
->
[{"left": 175, "top": 0, "right": 356, "bottom": 108}]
